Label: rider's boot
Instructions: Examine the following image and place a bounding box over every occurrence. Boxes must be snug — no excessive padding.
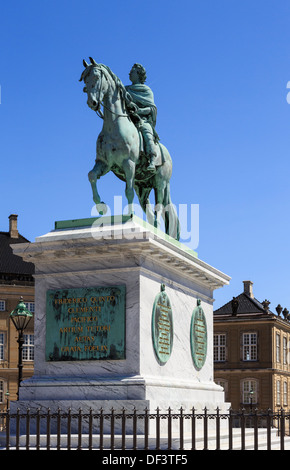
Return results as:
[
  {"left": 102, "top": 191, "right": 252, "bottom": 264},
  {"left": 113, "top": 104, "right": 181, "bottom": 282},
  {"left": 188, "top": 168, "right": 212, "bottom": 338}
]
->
[{"left": 147, "top": 153, "right": 157, "bottom": 172}]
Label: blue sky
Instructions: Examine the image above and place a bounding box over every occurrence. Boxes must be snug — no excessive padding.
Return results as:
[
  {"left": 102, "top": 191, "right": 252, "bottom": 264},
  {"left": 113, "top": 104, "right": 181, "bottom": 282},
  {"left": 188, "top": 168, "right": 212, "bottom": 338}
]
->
[{"left": 1, "top": 0, "right": 290, "bottom": 311}]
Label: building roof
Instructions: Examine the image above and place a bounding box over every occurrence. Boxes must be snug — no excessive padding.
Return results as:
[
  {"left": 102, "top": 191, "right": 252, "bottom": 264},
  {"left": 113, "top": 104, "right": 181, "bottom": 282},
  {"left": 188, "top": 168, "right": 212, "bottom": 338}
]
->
[
  {"left": 0, "top": 215, "right": 35, "bottom": 283},
  {"left": 214, "top": 292, "right": 273, "bottom": 316},
  {"left": 0, "top": 232, "right": 34, "bottom": 275},
  {"left": 214, "top": 280, "right": 277, "bottom": 318}
]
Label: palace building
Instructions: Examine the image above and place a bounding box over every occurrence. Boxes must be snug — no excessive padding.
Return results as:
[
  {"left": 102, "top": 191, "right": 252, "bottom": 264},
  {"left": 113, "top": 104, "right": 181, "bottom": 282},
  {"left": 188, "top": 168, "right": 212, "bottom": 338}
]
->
[
  {"left": 0, "top": 215, "right": 35, "bottom": 409},
  {"left": 214, "top": 280, "right": 290, "bottom": 411}
]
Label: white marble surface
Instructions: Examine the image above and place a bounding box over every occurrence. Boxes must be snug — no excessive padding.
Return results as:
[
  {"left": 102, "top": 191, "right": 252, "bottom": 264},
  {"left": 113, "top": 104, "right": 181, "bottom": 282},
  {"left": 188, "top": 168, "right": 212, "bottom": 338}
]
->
[{"left": 11, "top": 218, "right": 230, "bottom": 413}]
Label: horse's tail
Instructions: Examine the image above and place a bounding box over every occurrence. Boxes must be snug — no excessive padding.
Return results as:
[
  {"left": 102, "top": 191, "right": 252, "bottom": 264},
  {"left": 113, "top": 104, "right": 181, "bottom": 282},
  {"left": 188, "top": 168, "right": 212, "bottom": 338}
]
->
[{"left": 164, "top": 183, "right": 181, "bottom": 241}]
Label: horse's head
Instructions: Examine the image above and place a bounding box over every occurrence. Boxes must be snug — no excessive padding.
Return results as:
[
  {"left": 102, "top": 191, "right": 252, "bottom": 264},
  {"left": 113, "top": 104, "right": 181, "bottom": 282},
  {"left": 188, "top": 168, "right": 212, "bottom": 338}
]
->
[{"left": 79, "top": 58, "right": 109, "bottom": 112}]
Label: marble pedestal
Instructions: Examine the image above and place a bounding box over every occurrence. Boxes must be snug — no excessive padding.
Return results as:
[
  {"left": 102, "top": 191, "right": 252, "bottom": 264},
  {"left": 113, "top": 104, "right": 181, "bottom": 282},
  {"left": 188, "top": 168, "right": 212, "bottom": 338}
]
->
[{"left": 11, "top": 215, "right": 230, "bottom": 432}]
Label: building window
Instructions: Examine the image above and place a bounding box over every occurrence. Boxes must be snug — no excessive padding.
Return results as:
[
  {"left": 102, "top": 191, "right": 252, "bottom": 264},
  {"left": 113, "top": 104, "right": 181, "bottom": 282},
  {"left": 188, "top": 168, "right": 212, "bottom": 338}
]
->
[
  {"left": 0, "top": 333, "right": 4, "bottom": 361},
  {"left": 0, "top": 301, "right": 5, "bottom": 312},
  {"left": 24, "top": 302, "right": 35, "bottom": 313},
  {"left": 214, "top": 334, "right": 226, "bottom": 362},
  {"left": 283, "top": 337, "right": 287, "bottom": 365},
  {"left": 242, "top": 379, "right": 257, "bottom": 405},
  {"left": 276, "top": 333, "right": 281, "bottom": 363},
  {"left": 277, "top": 380, "right": 281, "bottom": 405},
  {"left": 22, "top": 334, "right": 34, "bottom": 361},
  {"left": 284, "top": 381, "right": 288, "bottom": 406},
  {"left": 243, "top": 333, "right": 257, "bottom": 361}
]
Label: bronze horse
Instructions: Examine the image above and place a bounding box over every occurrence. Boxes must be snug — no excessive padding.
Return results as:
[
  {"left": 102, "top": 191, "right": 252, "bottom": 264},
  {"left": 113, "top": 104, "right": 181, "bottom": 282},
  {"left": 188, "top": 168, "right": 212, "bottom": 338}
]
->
[{"left": 80, "top": 58, "right": 180, "bottom": 240}]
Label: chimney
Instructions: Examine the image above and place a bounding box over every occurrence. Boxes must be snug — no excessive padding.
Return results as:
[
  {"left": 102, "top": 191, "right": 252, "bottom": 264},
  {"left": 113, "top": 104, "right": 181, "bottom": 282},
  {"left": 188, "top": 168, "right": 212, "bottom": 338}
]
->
[
  {"left": 9, "top": 214, "right": 19, "bottom": 238},
  {"left": 243, "top": 280, "right": 254, "bottom": 298},
  {"left": 231, "top": 296, "right": 239, "bottom": 316}
]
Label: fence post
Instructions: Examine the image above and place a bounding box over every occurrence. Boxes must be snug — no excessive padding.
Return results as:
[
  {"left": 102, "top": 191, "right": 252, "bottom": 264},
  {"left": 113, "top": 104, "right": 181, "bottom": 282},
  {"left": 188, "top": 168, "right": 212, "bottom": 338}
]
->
[
  {"left": 46, "top": 408, "right": 51, "bottom": 451},
  {"left": 167, "top": 407, "right": 172, "bottom": 450},
  {"left": 15, "top": 408, "right": 20, "bottom": 450},
  {"left": 179, "top": 407, "right": 184, "bottom": 451},
  {"left": 36, "top": 408, "right": 41, "bottom": 451},
  {"left": 191, "top": 407, "right": 196, "bottom": 451},
  {"left": 77, "top": 408, "right": 82, "bottom": 451},
  {"left": 253, "top": 408, "right": 259, "bottom": 450},
  {"left": 266, "top": 408, "right": 272, "bottom": 451},
  {"left": 122, "top": 408, "right": 126, "bottom": 451},
  {"left": 241, "top": 408, "right": 245, "bottom": 450},
  {"left": 89, "top": 408, "right": 93, "bottom": 451},
  {"left": 25, "top": 408, "right": 30, "bottom": 450},
  {"left": 57, "top": 408, "right": 61, "bottom": 451},
  {"left": 203, "top": 407, "right": 208, "bottom": 451},
  {"left": 5, "top": 409, "right": 10, "bottom": 450},
  {"left": 280, "top": 408, "right": 285, "bottom": 451},
  {"left": 133, "top": 408, "right": 137, "bottom": 450},
  {"left": 228, "top": 408, "right": 233, "bottom": 450},
  {"left": 216, "top": 407, "right": 220, "bottom": 450},
  {"left": 156, "top": 407, "right": 160, "bottom": 450},
  {"left": 99, "top": 408, "right": 104, "bottom": 451},
  {"left": 144, "top": 407, "right": 149, "bottom": 450},
  {"left": 67, "top": 408, "right": 71, "bottom": 451},
  {"left": 110, "top": 408, "right": 115, "bottom": 451}
]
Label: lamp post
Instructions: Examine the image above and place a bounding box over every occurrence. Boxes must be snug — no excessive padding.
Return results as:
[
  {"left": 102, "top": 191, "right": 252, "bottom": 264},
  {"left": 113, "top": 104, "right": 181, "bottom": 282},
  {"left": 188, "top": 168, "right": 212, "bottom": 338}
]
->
[
  {"left": 10, "top": 297, "right": 33, "bottom": 400},
  {"left": 5, "top": 390, "right": 9, "bottom": 410}
]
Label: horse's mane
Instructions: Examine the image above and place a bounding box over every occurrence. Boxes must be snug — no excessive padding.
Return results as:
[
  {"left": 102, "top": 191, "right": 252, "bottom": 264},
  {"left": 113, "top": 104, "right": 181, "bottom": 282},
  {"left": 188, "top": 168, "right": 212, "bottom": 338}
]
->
[
  {"left": 80, "top": 62, "right": 135, "bottom": 113},
  {"left": 99, "top": 64, "right": 135, "bottom": 111}
]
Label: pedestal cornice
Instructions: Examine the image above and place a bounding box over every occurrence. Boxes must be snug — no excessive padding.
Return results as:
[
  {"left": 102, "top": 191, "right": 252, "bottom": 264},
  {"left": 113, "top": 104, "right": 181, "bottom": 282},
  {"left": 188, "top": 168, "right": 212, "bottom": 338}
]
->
[{"left": 11, "top": 215, "right": 230, "bottom": 291}]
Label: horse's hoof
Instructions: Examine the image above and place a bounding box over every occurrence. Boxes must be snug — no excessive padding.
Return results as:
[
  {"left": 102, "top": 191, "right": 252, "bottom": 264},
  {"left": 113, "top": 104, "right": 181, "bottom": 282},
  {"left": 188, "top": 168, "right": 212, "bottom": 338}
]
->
[{"left": 96, "top": 202, "right": 108, "bottom": 215}]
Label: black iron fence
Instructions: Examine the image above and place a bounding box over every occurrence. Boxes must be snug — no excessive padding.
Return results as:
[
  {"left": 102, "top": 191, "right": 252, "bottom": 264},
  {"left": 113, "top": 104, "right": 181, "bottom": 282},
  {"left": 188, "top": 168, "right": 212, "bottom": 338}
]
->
[{"left": 0, "top": 407, "right": 289, "bottom": 451}]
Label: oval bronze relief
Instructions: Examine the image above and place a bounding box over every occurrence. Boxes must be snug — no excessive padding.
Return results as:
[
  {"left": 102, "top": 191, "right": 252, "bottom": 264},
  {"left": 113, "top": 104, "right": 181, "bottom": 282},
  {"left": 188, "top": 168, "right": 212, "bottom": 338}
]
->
[
  {"left": 190, "top": 299, "right": 207, "bottom": 370},
  {"left": 151, "top": 284, "right": 173, "bottom": 364}
]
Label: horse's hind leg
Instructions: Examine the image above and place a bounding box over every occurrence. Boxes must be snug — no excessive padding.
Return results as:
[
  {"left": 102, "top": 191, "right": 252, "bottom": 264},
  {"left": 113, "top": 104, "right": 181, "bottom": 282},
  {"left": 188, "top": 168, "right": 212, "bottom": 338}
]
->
[
  {"left": 154, "top": 181, "right": 166, "bottom": 229},
  {"left": 162, "top": 182, "right": 181, "bottom": 240},
  {"left": 135, "top": 186, "right": 154, "bottom": 226},
  {"left": 88, "top": 159, "right": 110, "bottom": 214}
]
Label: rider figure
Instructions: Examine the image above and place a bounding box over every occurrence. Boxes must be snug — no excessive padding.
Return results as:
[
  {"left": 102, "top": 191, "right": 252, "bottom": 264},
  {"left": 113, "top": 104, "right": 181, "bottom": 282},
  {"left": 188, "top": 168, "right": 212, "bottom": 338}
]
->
[{"left": 126, "top": 64, "right": 159, "bottom": 172}]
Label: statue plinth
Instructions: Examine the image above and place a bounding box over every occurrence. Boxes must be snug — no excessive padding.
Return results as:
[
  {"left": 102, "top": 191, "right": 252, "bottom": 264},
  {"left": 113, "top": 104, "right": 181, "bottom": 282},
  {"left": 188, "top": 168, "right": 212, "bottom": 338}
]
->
[{"left": 10, "top": 215, "right": 230, "bottom": 433}]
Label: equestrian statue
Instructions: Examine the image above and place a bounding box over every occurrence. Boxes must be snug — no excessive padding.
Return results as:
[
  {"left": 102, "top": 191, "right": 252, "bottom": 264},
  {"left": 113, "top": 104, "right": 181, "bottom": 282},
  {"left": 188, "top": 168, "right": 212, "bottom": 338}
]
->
[{"left": 80, "top": 58, "right": 180, "bottom": 240}]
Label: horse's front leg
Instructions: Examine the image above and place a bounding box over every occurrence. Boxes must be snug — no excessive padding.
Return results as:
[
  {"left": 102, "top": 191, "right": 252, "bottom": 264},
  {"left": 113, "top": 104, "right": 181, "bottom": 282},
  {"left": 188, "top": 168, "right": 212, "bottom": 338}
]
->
[
  {"left": 88, "top": 159, "right": 109, "bottom": 215},
  {"left": 122, "top": 159, "right": 136, "bottom": 216}
]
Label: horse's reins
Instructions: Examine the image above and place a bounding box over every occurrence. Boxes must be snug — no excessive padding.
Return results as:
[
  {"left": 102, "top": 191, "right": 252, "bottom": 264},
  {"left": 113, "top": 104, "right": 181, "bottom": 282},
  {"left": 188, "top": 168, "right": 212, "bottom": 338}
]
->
[
  {"left": 101, "top": 102, "right": 132, "bottom": 118},
  {"left": 95, "top": 68, "right": 141, "bottom": 121}
]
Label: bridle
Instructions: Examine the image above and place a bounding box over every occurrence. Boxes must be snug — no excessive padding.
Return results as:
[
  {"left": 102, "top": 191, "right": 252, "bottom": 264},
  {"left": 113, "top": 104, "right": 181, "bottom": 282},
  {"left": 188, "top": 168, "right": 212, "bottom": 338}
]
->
[{"left": 91, "top": 67, "right": 105, "bottom": 119}]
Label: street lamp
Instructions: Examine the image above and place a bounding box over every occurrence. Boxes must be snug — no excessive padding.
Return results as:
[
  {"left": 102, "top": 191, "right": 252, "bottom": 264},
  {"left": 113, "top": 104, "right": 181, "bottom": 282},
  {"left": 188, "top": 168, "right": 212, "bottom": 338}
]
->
[{"left": 10, "top": 297, "right": 33, "bottom": 400}]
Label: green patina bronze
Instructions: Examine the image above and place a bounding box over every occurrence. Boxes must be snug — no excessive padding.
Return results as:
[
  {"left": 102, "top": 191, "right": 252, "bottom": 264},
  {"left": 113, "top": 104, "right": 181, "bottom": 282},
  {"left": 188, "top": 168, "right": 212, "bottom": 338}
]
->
[
  {"left": 190, "top": 299, "right": 207, "bottom": 370},
  {"left": 151, "top": 284, "right": 173, "bottom": 364},
  {"left": 45, "top": 285, "right": 126, "bottom": 361},
  {"left": 79, "top": 58, "right": 180, "bottom": 241}
]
